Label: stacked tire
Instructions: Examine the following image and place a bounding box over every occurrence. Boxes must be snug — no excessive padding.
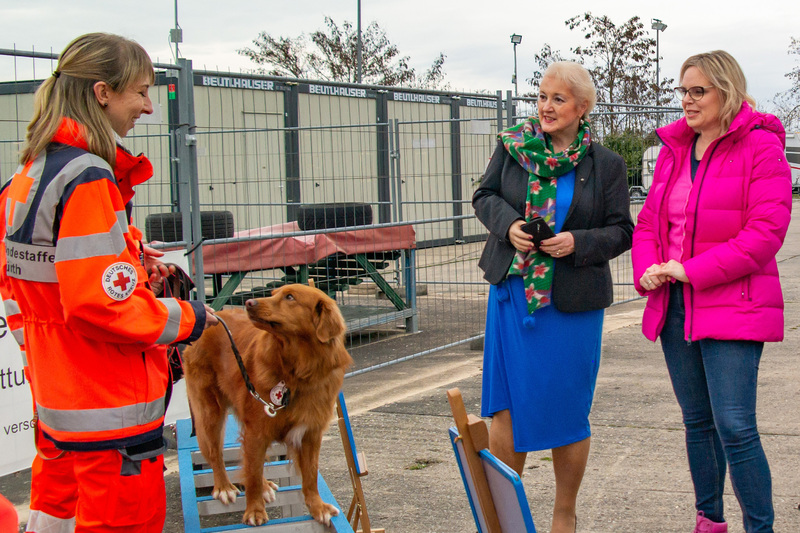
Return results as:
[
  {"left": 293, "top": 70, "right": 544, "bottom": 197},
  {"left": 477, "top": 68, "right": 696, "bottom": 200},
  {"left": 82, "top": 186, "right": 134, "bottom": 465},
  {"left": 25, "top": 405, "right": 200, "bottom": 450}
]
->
[
  {"left": 295, "top": 203, "right": 372, "bottom": 230},
  {"left": 144, "top": 211, "right": 234, "bottom": 242}
]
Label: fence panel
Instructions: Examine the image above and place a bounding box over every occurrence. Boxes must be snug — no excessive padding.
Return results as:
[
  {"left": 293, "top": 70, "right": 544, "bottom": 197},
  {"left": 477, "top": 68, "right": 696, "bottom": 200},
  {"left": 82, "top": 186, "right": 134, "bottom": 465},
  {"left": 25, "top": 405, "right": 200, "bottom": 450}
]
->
[
  {"left": 124, "top": 82, "right": 176, "bottom": 229},
  {"left": 297, "top": 93, "right": 379, "bottom": 209},
  {"left": 190, "top": 80, "right": 288, "bottom": 231},
  {"left": 460, "top": 107, "right": 503, "bottom": 241}
]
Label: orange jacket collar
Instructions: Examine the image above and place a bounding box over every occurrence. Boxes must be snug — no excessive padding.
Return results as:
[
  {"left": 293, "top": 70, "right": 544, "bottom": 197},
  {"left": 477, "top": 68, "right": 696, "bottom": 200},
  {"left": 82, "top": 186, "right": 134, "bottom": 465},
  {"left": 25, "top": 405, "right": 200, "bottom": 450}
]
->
[{"left": 52, "top": 117, "right": 153, "bottom": 204}]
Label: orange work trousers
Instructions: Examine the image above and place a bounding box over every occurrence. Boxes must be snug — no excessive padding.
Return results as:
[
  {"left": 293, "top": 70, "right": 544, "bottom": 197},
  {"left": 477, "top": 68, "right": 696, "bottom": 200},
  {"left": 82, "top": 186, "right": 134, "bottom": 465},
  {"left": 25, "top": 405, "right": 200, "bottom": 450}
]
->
[{"left": 27, "top": 428, "right": 166, "bottom": 533}]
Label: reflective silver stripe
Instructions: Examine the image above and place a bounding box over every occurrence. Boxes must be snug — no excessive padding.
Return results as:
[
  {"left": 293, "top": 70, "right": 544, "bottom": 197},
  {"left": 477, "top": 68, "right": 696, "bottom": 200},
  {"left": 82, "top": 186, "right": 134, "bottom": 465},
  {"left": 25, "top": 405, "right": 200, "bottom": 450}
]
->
[
  {"left": 20, "top": 349, "right": 27, "bottom": 366},
  {"left": 2, "top": 297, "right": 20, "bottom": 316},
  {"left": 5, "top": 241, "right": 57, "bottom": 282},
  {"left": 26, "top": 509, "right": 76, "bottom": 533},
  {"left": 55, "top": 217, "right": 127, "bottom": 262},
  {"left": 118, "top": 211, "right": 129, "bottom": 232},
  {"left": 155, "top": 298, "right": 183, "bottom": 344},
  {"left": 37, "top": 395, "right": 165, "bottom": 433},
  {"left": 33, "top": 152, "right": 113, "bottom": 245},
  {"left": 11, "top": 327, "right": 23, "bottom": 346}
]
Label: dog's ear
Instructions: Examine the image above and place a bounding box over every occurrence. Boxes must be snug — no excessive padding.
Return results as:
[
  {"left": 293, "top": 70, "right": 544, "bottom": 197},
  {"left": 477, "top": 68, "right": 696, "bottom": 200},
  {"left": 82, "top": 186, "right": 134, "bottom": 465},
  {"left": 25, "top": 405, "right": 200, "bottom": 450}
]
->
[{"left": 314, "top": 297, "right": 346, "bottom": 343}]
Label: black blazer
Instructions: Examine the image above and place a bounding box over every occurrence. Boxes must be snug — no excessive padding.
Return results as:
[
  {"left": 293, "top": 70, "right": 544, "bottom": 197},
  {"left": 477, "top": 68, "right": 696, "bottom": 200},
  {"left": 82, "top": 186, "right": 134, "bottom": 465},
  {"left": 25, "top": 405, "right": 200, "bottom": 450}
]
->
[{"left": 473, "top": 140, "right": 634, "bottom": 312}]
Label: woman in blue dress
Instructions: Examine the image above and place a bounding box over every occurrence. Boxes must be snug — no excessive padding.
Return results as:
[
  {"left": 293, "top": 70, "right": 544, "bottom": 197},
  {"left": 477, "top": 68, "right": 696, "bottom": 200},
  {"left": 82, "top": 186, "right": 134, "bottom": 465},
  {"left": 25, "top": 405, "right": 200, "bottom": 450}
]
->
[{"left": 472, "top": 61, "right": 633, "bottom": 533}]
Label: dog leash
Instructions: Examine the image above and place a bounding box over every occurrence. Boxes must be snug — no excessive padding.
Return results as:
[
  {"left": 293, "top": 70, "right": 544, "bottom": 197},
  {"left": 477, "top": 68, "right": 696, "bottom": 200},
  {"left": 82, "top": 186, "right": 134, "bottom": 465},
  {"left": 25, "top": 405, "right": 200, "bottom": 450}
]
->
[{"left": 213, "top": 314, "right": 290, "bottom": 417}]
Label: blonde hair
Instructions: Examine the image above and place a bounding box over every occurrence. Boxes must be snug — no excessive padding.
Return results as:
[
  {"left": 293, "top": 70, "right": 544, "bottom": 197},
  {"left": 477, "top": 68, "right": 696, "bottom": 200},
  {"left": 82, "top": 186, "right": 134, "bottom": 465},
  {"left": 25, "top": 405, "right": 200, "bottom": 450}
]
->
[
  {"left": 20, "top": 33, "right": 154, "bottom": 166},
  {"left": 680, "top": 50, "right": 756, "bottom": 133},
  {"left": 542, "top": 61, "right": 597, "bottom": 119}
]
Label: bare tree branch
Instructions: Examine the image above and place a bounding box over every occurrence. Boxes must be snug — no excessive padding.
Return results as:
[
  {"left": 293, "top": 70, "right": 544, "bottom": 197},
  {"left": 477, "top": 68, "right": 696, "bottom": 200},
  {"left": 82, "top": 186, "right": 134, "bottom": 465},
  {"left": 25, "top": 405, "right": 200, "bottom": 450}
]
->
[
  {"left": 527, "top": 12, "right": 675, "bottom": 136},
  {"left": 238, "top": 17, "right": 447, "bottom": 89}
]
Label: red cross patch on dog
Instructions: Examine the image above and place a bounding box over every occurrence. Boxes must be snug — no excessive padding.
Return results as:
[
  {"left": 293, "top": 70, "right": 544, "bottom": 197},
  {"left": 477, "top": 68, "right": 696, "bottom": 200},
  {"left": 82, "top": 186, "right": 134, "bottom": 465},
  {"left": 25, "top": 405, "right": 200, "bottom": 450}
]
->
[{"left": 270, "top": 381, "right": 288, "bottom": 405}]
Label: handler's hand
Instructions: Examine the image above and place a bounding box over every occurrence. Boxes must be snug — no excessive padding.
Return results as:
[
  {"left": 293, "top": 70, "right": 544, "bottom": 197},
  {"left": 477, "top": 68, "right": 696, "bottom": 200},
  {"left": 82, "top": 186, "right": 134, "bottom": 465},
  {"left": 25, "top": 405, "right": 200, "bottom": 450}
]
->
[
  {"left": 538, "top": 232, "right": 575, "bottom": 259},
  {"left": 507, "top": 220, "right": 534, "bottom": 253},
  {"left": 204, "top": 305, "right": 219, "bottom": 329},
  {"left": 143, "top": 245, "right": 176, "bottom": 290}
]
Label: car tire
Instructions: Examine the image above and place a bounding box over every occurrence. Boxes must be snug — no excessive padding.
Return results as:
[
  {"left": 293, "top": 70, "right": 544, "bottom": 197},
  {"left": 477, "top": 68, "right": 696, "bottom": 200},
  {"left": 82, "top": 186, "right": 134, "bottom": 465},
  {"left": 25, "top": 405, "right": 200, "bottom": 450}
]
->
[
  {"left": 296, "top": 203, "right": 373, "bottom": 230},
  {"left": 629, "top": 187, "right": 645, "bottom": 199},
  {"left": 145, "top": 211, "right": 234, "bottom": 242}
]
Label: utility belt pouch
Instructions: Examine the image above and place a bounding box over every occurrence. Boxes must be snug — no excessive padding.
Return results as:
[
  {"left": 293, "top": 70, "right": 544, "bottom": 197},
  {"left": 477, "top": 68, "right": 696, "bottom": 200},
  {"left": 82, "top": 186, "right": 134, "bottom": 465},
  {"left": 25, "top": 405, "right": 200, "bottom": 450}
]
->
[{"left": 118, "top": 437, "right": 167, "bottom": 476}]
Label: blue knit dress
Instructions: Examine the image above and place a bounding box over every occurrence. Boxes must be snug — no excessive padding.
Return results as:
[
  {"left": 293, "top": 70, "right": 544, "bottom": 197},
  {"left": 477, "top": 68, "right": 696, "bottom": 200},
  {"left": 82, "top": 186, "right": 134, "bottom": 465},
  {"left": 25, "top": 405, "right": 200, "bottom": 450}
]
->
[{"left": 480, "top": 169, "right": 604, "bottom": 452}]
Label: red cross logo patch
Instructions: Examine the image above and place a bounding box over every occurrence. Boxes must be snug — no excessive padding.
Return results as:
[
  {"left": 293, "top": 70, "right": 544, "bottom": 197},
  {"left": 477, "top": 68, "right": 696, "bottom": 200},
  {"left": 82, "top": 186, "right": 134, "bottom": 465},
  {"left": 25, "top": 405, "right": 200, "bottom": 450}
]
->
[
  {"left": 270, "top": 381, "right": 288, "bottom": 406},
  {"left": 102, "top": 263, "right": 138, "bottom": 301}
]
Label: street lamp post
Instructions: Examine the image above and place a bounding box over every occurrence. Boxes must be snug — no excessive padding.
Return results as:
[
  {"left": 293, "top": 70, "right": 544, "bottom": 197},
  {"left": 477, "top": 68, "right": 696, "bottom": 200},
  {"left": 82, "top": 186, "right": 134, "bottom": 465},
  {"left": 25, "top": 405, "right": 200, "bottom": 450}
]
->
[
  {"left": 510, "top": 34, "right": 522, "bottom": 97},
  {"left": 651, "top": 18, "right": 667, "bottom": 118},
  {"left": 356, "top": 0, "right": 362, "bottom": 84}
]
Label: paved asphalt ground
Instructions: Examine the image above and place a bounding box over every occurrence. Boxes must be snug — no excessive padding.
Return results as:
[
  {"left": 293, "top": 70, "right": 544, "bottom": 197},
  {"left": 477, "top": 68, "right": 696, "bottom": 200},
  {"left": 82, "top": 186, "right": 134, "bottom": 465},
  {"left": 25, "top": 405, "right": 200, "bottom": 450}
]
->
[{"left": 3, "top": 200, "right": 799, "bottom": 532}]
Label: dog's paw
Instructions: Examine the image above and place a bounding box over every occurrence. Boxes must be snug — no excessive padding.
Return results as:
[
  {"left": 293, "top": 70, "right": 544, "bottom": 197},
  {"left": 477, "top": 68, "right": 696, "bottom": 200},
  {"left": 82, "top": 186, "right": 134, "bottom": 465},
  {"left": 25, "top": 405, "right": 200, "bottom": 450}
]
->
[
  {"left": 262, "top": 479, "right": 278, "bottom": 503},
  {"left": 309, "top": 501, "right": 339, "bottom": 526},
  {"left": 243, "top": 508, "right": 269, "bottom": 526},
  {"left": 212, "top": 483, "right": 240, "bottom": 505}
]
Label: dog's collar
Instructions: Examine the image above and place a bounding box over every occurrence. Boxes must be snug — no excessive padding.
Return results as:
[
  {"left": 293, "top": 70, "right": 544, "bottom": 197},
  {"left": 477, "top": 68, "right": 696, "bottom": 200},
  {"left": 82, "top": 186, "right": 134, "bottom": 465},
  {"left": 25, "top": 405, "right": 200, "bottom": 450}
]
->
[{"left": 215, "top": 315, "right": 291, "bottom": 417}]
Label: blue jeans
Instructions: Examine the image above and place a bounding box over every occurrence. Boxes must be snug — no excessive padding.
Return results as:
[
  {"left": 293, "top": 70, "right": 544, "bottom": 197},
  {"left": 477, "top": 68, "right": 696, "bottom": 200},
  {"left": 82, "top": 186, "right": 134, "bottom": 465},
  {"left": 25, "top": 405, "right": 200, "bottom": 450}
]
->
[{"left": 661, "top": 282, "right": 773, "bottom": 533}]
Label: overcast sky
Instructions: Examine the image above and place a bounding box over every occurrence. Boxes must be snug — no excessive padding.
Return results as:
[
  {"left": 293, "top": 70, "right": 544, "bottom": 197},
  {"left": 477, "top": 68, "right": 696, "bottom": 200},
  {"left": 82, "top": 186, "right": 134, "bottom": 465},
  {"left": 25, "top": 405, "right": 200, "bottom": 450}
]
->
[{"left": 1, "top": 0, "right": 797, "bottom": 107}]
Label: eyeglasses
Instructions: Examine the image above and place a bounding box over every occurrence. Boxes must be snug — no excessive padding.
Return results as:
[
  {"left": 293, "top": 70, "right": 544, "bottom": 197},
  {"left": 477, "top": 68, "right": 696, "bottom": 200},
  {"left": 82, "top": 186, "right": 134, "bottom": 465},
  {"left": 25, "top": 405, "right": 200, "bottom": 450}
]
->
[{"left": 673, "top": 85, "right": 715, "bottom": 101}]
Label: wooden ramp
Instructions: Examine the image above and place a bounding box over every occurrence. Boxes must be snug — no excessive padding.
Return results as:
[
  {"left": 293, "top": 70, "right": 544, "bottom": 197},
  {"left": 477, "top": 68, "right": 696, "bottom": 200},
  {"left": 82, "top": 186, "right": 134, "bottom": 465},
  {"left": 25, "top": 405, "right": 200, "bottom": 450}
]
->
[
  {"left": 176, "top": 415, "right": 355, "bottom": 532},
  {"left": 336, "top": 392, "right": 384, "bottom": 533},
  {"left": 447, "top": 388, "right": 537, "bottom": 533}
]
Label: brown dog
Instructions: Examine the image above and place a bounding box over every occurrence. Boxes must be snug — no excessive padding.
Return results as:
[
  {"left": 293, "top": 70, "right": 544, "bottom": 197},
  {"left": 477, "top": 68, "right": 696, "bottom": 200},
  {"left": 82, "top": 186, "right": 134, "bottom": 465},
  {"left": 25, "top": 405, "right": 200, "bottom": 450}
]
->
[{"left": 183, "top": 284, "right": 353, "bottom": 526}]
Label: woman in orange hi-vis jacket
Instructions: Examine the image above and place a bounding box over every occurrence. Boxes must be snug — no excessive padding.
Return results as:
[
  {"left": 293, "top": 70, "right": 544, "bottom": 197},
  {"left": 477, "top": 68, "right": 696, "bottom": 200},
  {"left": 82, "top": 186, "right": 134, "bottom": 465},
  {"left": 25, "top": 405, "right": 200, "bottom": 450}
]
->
[{"left": 0, "top": 33, "right": 217, "bottom": 532}]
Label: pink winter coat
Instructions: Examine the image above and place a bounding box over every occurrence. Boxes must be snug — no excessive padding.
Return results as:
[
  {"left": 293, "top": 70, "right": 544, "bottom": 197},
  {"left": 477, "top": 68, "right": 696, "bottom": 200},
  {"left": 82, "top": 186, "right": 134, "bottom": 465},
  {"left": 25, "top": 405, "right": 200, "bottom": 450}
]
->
[{"left": 632, "top": 102, "right": 792, "bottom": 342}]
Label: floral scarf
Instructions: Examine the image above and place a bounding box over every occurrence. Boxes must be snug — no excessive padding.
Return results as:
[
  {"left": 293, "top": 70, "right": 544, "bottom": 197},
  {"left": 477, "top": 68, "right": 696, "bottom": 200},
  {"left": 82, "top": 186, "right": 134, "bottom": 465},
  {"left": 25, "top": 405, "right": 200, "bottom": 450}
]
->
[{"left": 499, "top": 116, "right": 591, "bottom": 315}]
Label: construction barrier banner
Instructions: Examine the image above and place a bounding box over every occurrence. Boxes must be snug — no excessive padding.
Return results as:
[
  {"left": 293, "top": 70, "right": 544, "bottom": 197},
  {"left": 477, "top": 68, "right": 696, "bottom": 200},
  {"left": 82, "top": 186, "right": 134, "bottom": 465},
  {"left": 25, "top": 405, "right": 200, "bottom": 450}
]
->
[{"left": 0, "top": 306, "right": 34, "bottom": 476}]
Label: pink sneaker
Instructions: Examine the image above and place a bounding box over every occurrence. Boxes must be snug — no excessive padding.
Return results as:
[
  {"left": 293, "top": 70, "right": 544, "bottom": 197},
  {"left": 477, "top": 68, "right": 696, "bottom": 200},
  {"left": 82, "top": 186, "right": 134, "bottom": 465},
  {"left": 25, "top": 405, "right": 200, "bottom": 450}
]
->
[{"left": 694, "top": 511, "right": 728, "bottom": 532}]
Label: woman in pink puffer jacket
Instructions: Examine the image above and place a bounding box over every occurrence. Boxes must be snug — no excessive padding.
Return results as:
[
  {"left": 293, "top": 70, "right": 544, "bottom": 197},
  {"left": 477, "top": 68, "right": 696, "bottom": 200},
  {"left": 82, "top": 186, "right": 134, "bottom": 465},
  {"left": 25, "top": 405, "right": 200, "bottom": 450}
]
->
[{"left": 632, "top": 51, "right": 791, "bottom": 533}]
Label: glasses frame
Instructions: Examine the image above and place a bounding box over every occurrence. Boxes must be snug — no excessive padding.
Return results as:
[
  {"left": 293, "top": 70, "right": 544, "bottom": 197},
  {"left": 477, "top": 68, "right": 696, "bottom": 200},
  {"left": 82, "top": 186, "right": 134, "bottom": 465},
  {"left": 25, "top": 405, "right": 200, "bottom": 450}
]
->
[{"left": 674, "top": 85, "right": 715, "bottom": 102}]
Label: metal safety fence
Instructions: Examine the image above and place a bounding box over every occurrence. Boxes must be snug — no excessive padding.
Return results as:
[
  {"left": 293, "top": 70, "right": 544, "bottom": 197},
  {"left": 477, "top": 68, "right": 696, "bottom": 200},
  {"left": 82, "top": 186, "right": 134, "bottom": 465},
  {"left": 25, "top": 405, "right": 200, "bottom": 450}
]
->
[{"left": 1, "top": 46, "right": 673, "bottom": 373}]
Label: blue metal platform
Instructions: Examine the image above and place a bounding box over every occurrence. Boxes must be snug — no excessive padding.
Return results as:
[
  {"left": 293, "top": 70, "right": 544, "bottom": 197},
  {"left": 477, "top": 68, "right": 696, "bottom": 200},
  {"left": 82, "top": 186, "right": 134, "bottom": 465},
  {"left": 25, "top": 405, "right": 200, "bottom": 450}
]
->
[{"left": 176, "top": 415, "right": 355, "bottom": 533}]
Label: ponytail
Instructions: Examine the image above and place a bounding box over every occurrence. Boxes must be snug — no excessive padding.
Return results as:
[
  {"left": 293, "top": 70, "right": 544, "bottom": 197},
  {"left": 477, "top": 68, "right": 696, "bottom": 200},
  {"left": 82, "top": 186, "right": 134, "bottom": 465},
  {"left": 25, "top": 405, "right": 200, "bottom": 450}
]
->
[{"left": 20, "top": 33, "right": 154, "bottom": 166}]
